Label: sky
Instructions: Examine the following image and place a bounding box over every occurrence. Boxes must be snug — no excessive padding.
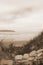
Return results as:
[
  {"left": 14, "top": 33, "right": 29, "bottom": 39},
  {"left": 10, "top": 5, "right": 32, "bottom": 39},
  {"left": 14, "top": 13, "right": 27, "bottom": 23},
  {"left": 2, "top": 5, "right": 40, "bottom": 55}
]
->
[{"left": 0, "top": 0, "right": 43, "bottom": 41}]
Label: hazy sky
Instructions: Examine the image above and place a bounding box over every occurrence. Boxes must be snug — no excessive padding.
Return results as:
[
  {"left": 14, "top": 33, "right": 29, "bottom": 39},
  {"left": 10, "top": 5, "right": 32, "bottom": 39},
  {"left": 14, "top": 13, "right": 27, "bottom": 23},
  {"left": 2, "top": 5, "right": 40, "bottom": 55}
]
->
[{"left": 0, "top": 0, "right": 43, "bottom": 41}]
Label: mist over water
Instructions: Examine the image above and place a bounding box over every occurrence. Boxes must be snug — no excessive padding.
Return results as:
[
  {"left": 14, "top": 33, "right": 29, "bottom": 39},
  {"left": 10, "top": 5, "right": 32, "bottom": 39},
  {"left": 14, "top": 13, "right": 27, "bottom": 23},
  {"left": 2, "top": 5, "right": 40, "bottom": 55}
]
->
[{"left": 0, "top": 31, "right": 41, "bottom": 42}]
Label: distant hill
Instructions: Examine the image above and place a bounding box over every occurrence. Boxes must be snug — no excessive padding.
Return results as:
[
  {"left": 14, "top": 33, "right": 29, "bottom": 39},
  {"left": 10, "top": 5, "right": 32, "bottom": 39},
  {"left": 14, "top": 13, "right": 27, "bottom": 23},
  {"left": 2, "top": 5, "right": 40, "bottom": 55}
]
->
[{"left": 0, "top": 30, "right": 15, "bottom": 32}]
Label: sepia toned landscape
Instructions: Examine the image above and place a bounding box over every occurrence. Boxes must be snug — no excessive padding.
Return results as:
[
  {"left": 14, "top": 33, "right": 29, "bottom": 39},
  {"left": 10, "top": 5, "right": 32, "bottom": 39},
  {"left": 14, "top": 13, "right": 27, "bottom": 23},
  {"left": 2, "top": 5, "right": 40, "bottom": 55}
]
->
[
  {"left": 0, "top": 0, "right": 43, "bottom": 65},
  {"left": 0, "top": 31, "right": 43, "bottom": 65}
]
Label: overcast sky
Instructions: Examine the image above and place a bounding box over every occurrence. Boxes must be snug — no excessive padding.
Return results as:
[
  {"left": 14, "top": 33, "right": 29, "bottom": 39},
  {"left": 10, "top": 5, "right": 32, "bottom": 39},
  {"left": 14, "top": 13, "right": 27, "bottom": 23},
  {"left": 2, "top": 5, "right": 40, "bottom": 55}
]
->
[{"left": 0, "top": 0, "right": 43, "bottom": 41}]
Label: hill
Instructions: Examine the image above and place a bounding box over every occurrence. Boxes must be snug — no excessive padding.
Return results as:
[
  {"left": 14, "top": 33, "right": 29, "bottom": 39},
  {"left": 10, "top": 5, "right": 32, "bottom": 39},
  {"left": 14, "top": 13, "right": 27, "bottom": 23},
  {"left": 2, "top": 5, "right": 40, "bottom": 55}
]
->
[{"left": 23, "top": 31, "right": 43, "bottom": 54}]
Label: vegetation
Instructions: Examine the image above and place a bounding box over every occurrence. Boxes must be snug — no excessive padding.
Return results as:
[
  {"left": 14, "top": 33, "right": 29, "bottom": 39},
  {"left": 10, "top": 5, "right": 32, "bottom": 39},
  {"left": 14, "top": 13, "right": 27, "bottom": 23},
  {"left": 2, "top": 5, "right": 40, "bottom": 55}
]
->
[
  {"left": 23, "top": 32, "right": 43, "bottom": 53},
  {"left": 0, "top": 31, "right": 43, "bottom": 59}
]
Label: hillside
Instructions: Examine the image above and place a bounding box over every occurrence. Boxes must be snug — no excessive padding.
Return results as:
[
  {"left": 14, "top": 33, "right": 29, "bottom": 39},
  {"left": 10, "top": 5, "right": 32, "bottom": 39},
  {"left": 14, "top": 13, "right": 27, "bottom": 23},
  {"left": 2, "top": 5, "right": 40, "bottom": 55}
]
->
[{"left": 23, "top": 32, "right": 43, "bottom": 54}]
